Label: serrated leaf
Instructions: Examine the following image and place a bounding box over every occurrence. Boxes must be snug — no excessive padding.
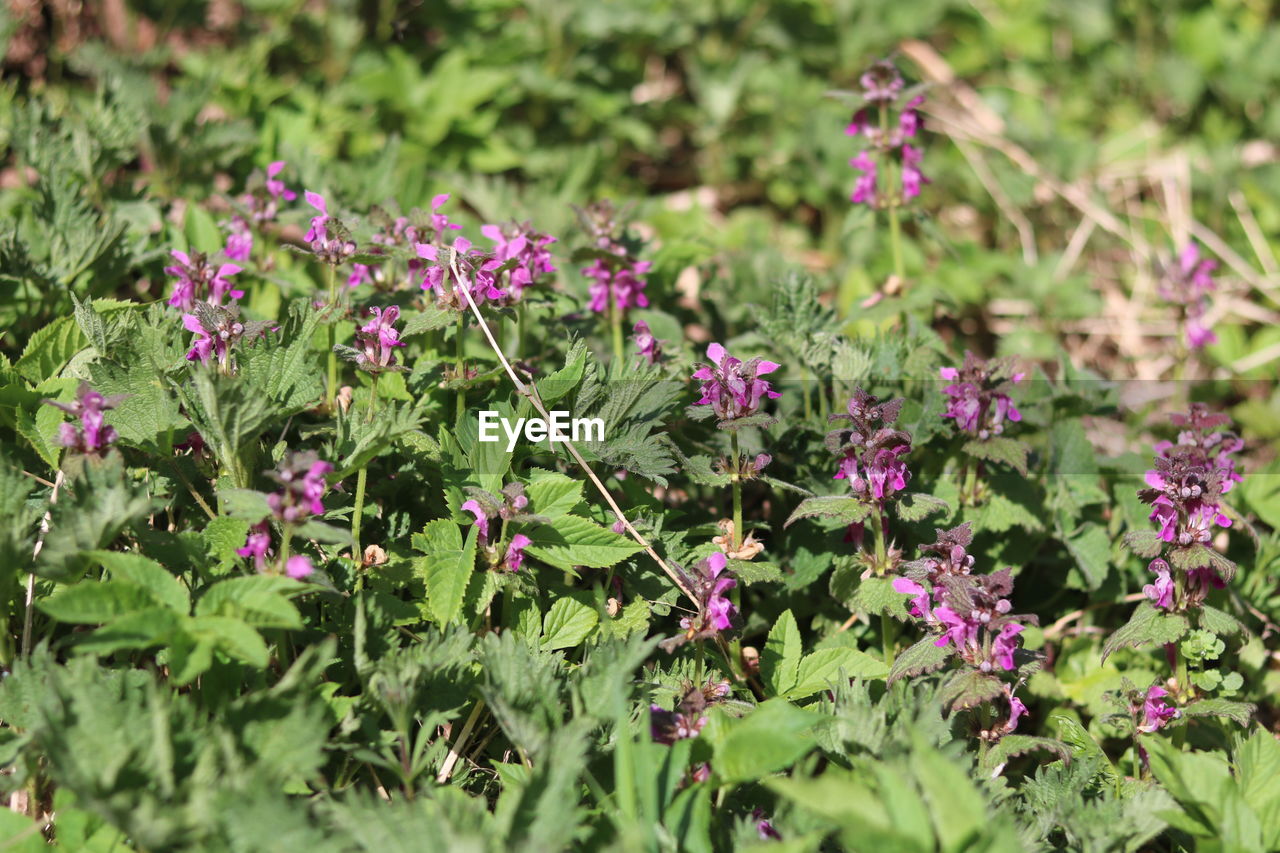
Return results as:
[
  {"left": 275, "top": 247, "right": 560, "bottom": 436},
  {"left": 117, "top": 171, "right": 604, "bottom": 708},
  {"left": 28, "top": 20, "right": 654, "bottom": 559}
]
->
[
  {"left": 524, "top": 471, "right": 584, "bottom": 520},
  {"left": 888, "top": 635, "right": 951, "bottom": 683},
  {"left": 521, "top": 515, "right": 642, "bottom": 571},
  {"left": 203, "top": 516, "right": 250, "bottom": 569},
  {"left": 1123, "top": 529, "right": 1164, "bottom": 558},
  {"left": 938, "top": 669, "right": 1005, "bottom": 713},
  {"left": 1180, "top": 698, "right": 1255, "bottom": 726},
  {"left": 785, "top": 647, "right": 888, "bottom": 698},
  {"left": 1064, "top": 523, "right": 1111, "bottom": 590},
  {"left": 761, "top": 609, "right": 802, "bottom": 696},
  {"left": 962, "top": 436, "right": 1029, "bottom": 476},
  {"left": 541, "top": 597, "right": 598, "bottom": 650},
  {"left": 195, "top": 576, "right": 304, "bottom": 629},
  {"left": 1168, "top": 544, "right": 1236, "bottom": 581},
  {"left": 853, "top": 576, "right": 911, "bottom": 618},
  {"left": 38, "top": 580, "right": 155, "bottom": 624},
  {"left": 217, "top": 488, "right": 271, "bottom": 521},
  {"left": 413, "top": 519, "right": 478, "bottom": 627},
  {"left": 894, "top": 492, "right": 949, "bottom": 522},
  {"left": 982, "top": 735, "right": 1071, "bottom": 772},
  {"left": 705, "top": 699, "right": 817, "bottom": 783},
  {"left": 536, "top": 339, "right": 587, "bottom": 406},
  {"left": 1102, "top": 604, "right": 1190, "bottom": 661},
  {"left": 189, "top": 614, "right": 270, "bottom": 669},
  {"left": 784, "top": 495, "right": 871, "bottom": 528},
  {"left": 727, "top": 559, "right": 782, "bottom": 585},
  {"left": 1198, "top": 604, "right": 1244, "bottom": 637},
  {"left": 15, "top": 315, "right": 87, "bottom": 382},
  {"left": 72, "top": 607, "right": 183, "bottom": 656},
  {"left": 399, "top": 304, "right": 457, "bottom": 336},
  {"left": 86, "top": 550, "right": 189, "bottom": 613}
]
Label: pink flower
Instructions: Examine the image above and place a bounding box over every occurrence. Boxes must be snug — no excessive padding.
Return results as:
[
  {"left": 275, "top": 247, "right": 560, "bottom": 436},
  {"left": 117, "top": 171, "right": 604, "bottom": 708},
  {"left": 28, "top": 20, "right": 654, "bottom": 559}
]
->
[
  {"left": 481, "top": 222, "right": 557, "bottom": 301},
  {"left": 933, "top": 606, "right": 978, "bottom": 652},
  {"left": 632, "top": 320, "right": 662, "bottom": 363},
  {"left": 461, "top": 499, "right": 490, "bottom": 544},
  {"left": 44, "top": 382, "right": 124, "bottom": 454},
  {"left": 225, "top": 217, "right": 253, "bottom": 262},
  {"left": 165, "top": 250, "right": 244, "bottom": 311},
  {"left": 1143, "top": 559, "right": 1175, "bottom": 609},
  {"left": 991, "top": 622, "right": 1024, "bottom": 671},
  {"left": 265, "top": 161, "right": 296, "bottom": 202},
  {"left": 850, "top": 151, "right": 877, "bottom": 205},
  {"left": 285, "top": 555, "right": 315, "bottom": 579},
  {"left": 503, "top": 534, "right": 532, "bottom": 572},
  {"left": 892, "top": 576, "right": 930, "bottom": 618},
  {"left": 692, "top": 343, "right": 781, "bottom": 422},
  {"left": 1137, "top": 685, "right": 1180, "bottom": 733},
  {"left": 266, "top": 452, "right": 333, "bottom": 524},
  {"left": 901, "top": 143, "right": 928, "bottom": 199},
  {"left": 304, "top": 191, "right": 329, "bottom": 243},
  {"left": 354, "top": 305, "right": 405, "bottom": 370},
  {"left": 236, "top": 522, "right": 273, "bottom": 571}
]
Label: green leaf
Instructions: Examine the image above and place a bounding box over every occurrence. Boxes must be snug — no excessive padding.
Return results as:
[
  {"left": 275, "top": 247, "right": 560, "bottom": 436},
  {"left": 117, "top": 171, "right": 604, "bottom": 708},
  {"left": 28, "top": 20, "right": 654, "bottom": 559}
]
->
[
  {"left": 521, "top": 515, "right": 642, "bottom": 571},
  {"left": 1064, "top": 523, "right": 1111, "bottom": 590},
  {"left": 195, "top": 576, "right": 304, "bottom": 629},
  {"left": 726, "top": 558, "right": 782, "bottom": 585},
  {"left": 1102, "top": 604, "right": 1190, "bottom": 661},
  {"left": 189, "top": 614, "right": 270, "bottom": 669},
  {"left": 1123, "top": 529, "right": 1164, "bottom": 558},
  {"left": 541, "top": 597, "right": 598, "bottom": 651},
  {"left": 785, "top": 647, "right": 888, "bottom": 698},
  {"left": 910, "top": 741, "right": 989, "bottom": 853},
  {"left": 71, "top": 293, "right": 108, "bottom": 355},
  {"left": 784, "top": 495, "right": 871, "bottom": 528},
  {"left": 961, "top": 436, "right": 1030, "bottom": 476},
  {"left": 1199, "top": 604, "right": 1244, "bottom": 637},
  {"left": 853, "top": 575, "right": 911, "bottom": 618},
  {"left": 39, "top": 580, "right": 155, "bottom": 624},
  {"left": 217, "top": 488, "right": 272, "bottom": 521},
  {"left": 888, "top": 635, "right": 951, "bottom": 683},
  {"left": 203, "top": 516, "right": 250, "bottom": 569},
  {"left": 938, "top": 669, "right": 1005, "bottom": 713},
  {"left": 705, "top": 699, "right": 817, "bottom": 783},
  {"left": 412, "top": 519, "right": 478, "bottom": 627},
  {"left": 894, "top": 492, "right": 949, "bottom": 522},
  {"left": 399, "top": 303, "right": 457, "bottom": 337},
  {"left": 536, "top": 339, "right": 587, "bottom": 406},
  {"left": 1168, "top": 544, "right": 1237, "bottom": 581},
  {"left": 15, "top": 315, "right": 87, "bottom": 382},
  {"left": 86, "top": 550, "right": 189, "bottom": 613},
  {"left": 981, "top": 735, "right": 1071, "bottom": 772},
  {"left": 761, "top": 609, "right": 802, "bottom": 696},
  {"left": 72, "top": 607, "right": 183, "bottom": 656},
  {"left": 1180, "top": 698, "right": 1256, "bottom": 726},
  {"left": 524, "top": 471, "right": 584, "bottom": 520}
]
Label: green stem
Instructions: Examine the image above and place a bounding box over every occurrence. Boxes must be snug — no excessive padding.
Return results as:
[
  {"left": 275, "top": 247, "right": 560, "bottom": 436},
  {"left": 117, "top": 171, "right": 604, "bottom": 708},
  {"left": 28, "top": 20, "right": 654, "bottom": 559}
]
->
[
  {"left": 879, "top": 102, "right": 906, "bottom": 285},
  {"left": 279, "top": 523, "right": 295, "bottom": 573},
  {"left": 1173, "top": 648, "right": 1189, "bottom": 750},
  {"left": 352, "top": 467, "right": 367, "bottom": 566},
  {"left": 881, "top": 613, "right": 897, "bottom": 666},
  {"left": 609, "top": 298, "right": 624, "bottom": 363},
  {"left": 326, "top": 264, "right": 339, "bottom": 409},
  {"left": 730, "top": 432, "right": 743, "bottom": 551},
  {"left": 871, "top": 503, "right": 887, "bottom": 570},
  {"left": 455, "top": 315, "right": 466, "bottom": 424}
]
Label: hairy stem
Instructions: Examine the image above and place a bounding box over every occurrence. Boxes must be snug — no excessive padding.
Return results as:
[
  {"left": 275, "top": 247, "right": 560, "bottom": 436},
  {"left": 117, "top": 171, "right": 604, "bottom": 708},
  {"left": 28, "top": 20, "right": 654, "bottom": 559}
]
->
[
  {"left": 730, "top": 432, "right": 743, "bottom": 551},
  {"left": 455, "top": 315, "right": 466, "bottom": 424},
  {"left": 609, "top": 296, "right": 624, "bottom": 363}
]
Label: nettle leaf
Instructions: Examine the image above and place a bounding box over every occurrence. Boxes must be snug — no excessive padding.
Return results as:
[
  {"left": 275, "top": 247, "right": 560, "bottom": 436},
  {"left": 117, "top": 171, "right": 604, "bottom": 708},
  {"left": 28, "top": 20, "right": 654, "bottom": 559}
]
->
[
  {"left": 894, "top": 492, "right": 949, "bottom": 522},
  {"left": 521, "top": 515, "right": 642, "bottom": 571},
  {"left": 535, "top": 338, "right": 587, "bottom": 406},
  {"left": 39, "top": 580, "right": 156, "bottom": 624},
  {"left": 938, "top": 669, "right": 1005, "bottom": 714},
  {"left": 853, "top": 576, "right": 911, "bottom": 619},
  {"left": 961, "top": 436, "right": 1029, "bottom": 476},
  {"left": 761, "top": 609, "right": 802, "bottom": 696},
  {"left": 1168, "top": 544, "right": 1237, "bottom": 582},
  {"left": 1064, "top": 522, "right": 1111, "bottom": 590},
  {"left": 412, "top": 519, "right": 479, "bottom": 627},
  {"left": 1051, "top": 715, "right": 1120, "bottom": 787},
  {"left": 727, "top": 558, "right": 782, "bottom": 585},
  {"left": 188, "top": 614, "right": 270, "bottom": 670},
  {"left": 237, "top": 304, "right": 324, "bottom": 411},
  {"left": 399, "top": 303, "right": 457, "bottom": 337},
  {"left": 203, "top": 516, "right": 250, "bottom": 570},
  {"left": 1198, "top": 604, "right": 1244, "bottom": 637},
  {"left": 704, "top": 699, "right": 818, "bottom": 784},
  {"left": 72, "top": 608, "right": 183, "bottom": 657},
  {"left": 91, "top": 356, "right": 186, "bottom": 450},
  {"left": 217, "top": 488, "right": 271, "bottom": 522},
  {"left": 785, "top": 647, "right": 888, "bottom": 698},
  {"left": 15, "top": 314, "right": 87, "bottom": 382},
  {"left": 1123, "top": 529, "right": 1164, "bottom": 559},
  {"left": 1179, "top": 698, "right": 1255, "bottom": 727},
  {"left": 86, "top": 550, "right": 189, "bottom": 614},
  {"left": 888, "top": 635, "right": 951, "bottom": 683},
  {"left": 523, "top": 470, "right": 584, "bottom": 520},
  {"left": 195, "top": 576, "right": 305, "bottom": 629},
  {"left": 541, "top": 597, "right": 598, "bottom": 651},
  {"left": 784, "top": 495, "right": 871, "bottom": 529},
  {"left": 1101, "top": 603, "right": 1190, "bottom": 661},
  {"left": 333, "top": 400, "right": 426, "bottom": 477},
  {"left": 982, "top": 735, "right": 1071, "bottom": 771}
]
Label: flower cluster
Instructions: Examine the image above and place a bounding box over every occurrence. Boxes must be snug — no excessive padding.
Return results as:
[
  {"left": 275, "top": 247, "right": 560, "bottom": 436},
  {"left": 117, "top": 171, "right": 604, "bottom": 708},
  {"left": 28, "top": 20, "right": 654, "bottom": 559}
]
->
[
  {"left": 1134, "top": 684, "right": 1181, "bottom": 734},
  {"left": 182, "top": 302, "right": 267, "bottom": 372},
  {"left": 578, "top": 201, "right": 650, "bottom": 315},
  {"left": 1157, "top": 242, "right": 1218, "bottom": 349},
  {"left": 165, "top": 250, "right": 244, "bottom": 311},
  {"left": 673, "top": 552, "right": 739, "bottom": 642},
  {"left": 44, "top": 382, "right": 125, "bottom": 455},
  {"left": 894, "top": 524, "right": 1031, "bottom": 675},
  {"left": 242, "top": 160, "right": 297, "bottom": 225},
  {"left": 415, "top": 237, "right": 506, "bottom": 310},
  {"left": 266, "top": 451, "right": 333, "bottom": 524},
  {"left": 349, "top": 305, "right": 406, "bottom": 373},
  {"left": 304, "top": 191, "right": 357, "bottom": 267},
  {"left": 827, "top": 388, "right": 912, "bottom": 502},
  {"left": 649, "top": 680, "right": 732, "bottom": 745},
  {"left": 939, "top": 352, "right": 1025, "bottom": 439},
  {"left": 460, "top": 484, "right": 539, "bottom": 572},
  {"left": 349, "top": 195, "right": 465, "bottom": 291},
  {"left": 481, "top": 221, "right": 557, "bottom": 302},
  {"left": 844, "top": 59, "right": 928, "bottom": 207},
  {"left": 632, "top": 320, "right": 663, "bottom": 364},
  {"left": 1138, "top": 405, "right": 1243, "bottom": 610},
  {"left": 236, "top": 521, "right": 315, "bottom": 579},
  {"left": 692, "top": 343, "right": 781, "bottom": 422}
]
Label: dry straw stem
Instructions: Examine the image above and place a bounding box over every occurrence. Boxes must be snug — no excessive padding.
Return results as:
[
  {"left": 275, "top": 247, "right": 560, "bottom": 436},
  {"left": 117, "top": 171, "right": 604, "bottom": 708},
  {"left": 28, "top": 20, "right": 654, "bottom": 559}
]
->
[
  {"left": 23, "top": 469, "right": 65, "bottom": 657},
  {"left": 445, "top": 251, "right": 699, "bottom": 606}
]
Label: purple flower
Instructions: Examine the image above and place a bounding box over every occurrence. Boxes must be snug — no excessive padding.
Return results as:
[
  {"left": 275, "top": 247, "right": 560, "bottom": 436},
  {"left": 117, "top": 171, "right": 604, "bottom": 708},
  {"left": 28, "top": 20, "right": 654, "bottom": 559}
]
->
[
  {"left": 1005, "top": 690, "right": 1027, "bottom": 734},
  {"left": 584, "top": 256, "right": 651, "bottom": 314},
  {"left": 649, "top": 704, "right": 706, "bottom": 745},
  {"left": 429, "top": 193, "right": 462, "bottom": 237},
  {"left": 285, "top": 555, "right": 315, "bottom": 579},
  {"left": 166, "top": 250, "right": 244, "bottom": 311},
  {"left": 849, "top": 151, "right": 877, "bottom": 205},
  {"left": 692, "top": 343, "right": 781, "bottom": 422},
  {"left": 181, "top": 304, "right": 252, "bottom": 370},
  {"left": 1158, "top": 243, "right": 1218, "bottom": 350},
  {"left": 265, "top": 161, "right": 296, "bottom": 203},
  {"left": 892, "top": 576, "right": 930, "bottom": 618},
  {"left": 503, "top": 534, "right": 532, "bottom": 573},
  {"left": 1143, "top": 559, "right": 1175, "bottom": 609},
  {"left": 753, "top": 810, "right": 782, "bottom": 841},
  {"left": 991, "top": 622, "right": 1024, "bottom": 671},
  {"left": 353, "top": 305, "right": 405, "bottom": 371},
  {"left": 1137, "top": 685, "right": 1180, "bottom": 734},
  {"left": 225, "top": 216, "right": 253, "bottom": 262},
  {"left": 415, "top": 238, "right": 506, "bottom": 308},
  {"left": 632, "top": 320, "right": 663, "bottom": 364},
  {"left": 901, "top": 143, "right": 927, "bottom": 199},
  {"left": 933, "top": 605, "right": 979, "bottom": 653},
  {"left": 44, "top": 382, "right": 124, "bottom": 454},
  {"left": 676, "top": 551, "right": 740, "bottom": 639},
  {"left": 859, "top": 59, "right": 904, "bottom": 103},
  {"left": 303, "top": 190, "right": 357, "bottom": 266},
  {"left": 304, "top": 191, "right": 329, "bottom": 243},
  {"left": 939, "top": 353, "right": 1024, "bottom": 440},
  {"left": 829, "top": 389, "right": 912, "bottom": 502},
  {"left": 241, "top": 160, "right": 296, "bottom": 225},
  {"left": 481, "top": 222, "right": 557, "bottom": 301},
  {"left": 236, "top": 522, "right": 273, "bottom": 572},
  {"left": 266, "top": 452, "right": 333, "bottom": 524},
  {"left": 461, "top": 499, "right": 490, "bottom": 544}
]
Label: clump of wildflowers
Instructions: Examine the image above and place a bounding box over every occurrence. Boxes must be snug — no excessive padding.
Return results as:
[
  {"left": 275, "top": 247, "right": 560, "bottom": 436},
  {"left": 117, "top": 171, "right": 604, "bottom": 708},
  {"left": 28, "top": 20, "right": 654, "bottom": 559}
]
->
[
  {"left": 166, "top": 250, "right": 244, "bottom": 311},
  {"left": 334, "top": 305, "right": 406, "bottom": 374},
  {"left": 828, "top": 388, "right": 912, "bottom": 502},
  {"left": 662, "top": 552, "right": 740, "bottom": 649},
  {"left": 692, "top": 343, "right": 781, "bottom": 424},
  {"left": 266, "top": 451, "right": 334, "bottom": 524},
  {"left": 415, "top": 237, "right": 506, "bottom": 311},
  {"left": 938, "top": 353, "right": 1025, "bottom": 440},
  {"left": 44, "top": 382, "right": 125, "bottom": 456},
  {"left": 844, "top": 59, "right": 928, "bottom": 207},
  {"left": 481, "top": 221, "right": 557, "bottom": 303},
  {"left": 182, "top": 303, "right": 267, "bottom": 373},
  {"left": 1157, "top": 242, "right": 1218, "bottom": 350}
]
